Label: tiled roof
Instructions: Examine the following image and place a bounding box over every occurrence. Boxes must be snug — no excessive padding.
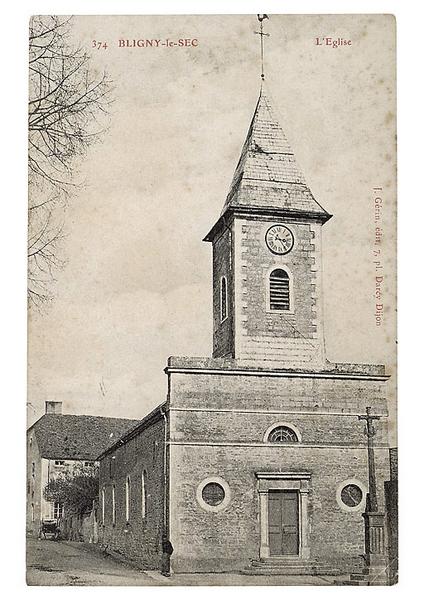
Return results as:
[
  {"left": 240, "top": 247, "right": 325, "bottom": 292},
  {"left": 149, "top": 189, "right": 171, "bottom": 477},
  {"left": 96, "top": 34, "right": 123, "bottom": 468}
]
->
[
  {"left": 221, "top": 87, "right": 330, "bottom": 219},
  {"left": 29, "top": 414, "right": 139, "bottom": 461}
]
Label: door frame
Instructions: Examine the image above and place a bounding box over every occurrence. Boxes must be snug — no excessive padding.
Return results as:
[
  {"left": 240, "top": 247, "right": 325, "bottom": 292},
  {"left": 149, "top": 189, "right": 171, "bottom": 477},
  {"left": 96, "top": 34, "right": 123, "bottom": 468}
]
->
[{"left": 256, "top": 471, "right": 311, "bottom": 560}]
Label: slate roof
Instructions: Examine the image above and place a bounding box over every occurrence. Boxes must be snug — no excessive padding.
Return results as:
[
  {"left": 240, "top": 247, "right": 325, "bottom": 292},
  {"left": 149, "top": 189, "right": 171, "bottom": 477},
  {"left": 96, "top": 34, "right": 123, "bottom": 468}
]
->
[
  {"left": 221, "top": 87, "right": 330, "bottom": 220},
  {"left": 29, "top": 414, "right": 139, "bottom": 461}
]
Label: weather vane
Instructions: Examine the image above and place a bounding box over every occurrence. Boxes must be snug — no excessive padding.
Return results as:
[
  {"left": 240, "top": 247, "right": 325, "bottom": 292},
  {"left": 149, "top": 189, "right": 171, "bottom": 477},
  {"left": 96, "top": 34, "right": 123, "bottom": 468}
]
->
[{"left": 255, "top": 14, "right": 270, "bottom": 81}]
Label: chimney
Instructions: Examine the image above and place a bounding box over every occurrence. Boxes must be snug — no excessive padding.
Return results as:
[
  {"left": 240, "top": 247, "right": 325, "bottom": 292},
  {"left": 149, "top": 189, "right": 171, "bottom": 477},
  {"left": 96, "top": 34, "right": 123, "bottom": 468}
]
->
[{"left": 45, "top": 401, "right": 62, "bottom": 415}]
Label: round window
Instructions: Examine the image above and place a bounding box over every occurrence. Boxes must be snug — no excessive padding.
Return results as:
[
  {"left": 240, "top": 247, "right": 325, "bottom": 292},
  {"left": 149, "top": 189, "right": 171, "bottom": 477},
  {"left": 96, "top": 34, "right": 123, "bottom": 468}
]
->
[
  {"left": 202, "top": 482, "right": 225, "bottom": 506},
  {"left": 336, "top": 479, "right": 366, "bottom": 512},
  {"left": 340, "top": 484, "right": 363, "bottom": 508},
  {"left": 196, "top": 476, "right": 231, "bottom": 512}
]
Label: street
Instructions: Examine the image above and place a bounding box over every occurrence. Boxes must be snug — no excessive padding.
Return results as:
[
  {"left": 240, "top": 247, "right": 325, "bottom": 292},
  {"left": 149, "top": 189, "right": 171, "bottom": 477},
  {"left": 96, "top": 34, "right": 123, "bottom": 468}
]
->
[
  {"left": 26, "top": 537, "right": 340, "bottom": 586},
  {"left": 26, "top": 538, "right": 161, "bottom": 586}
]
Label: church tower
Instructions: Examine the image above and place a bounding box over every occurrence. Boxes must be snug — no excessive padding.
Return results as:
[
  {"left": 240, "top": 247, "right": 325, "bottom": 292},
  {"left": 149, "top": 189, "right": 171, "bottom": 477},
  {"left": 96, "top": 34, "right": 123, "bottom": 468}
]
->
[{"left": 204, "top": 87, "right": 332, "bottom": 369}]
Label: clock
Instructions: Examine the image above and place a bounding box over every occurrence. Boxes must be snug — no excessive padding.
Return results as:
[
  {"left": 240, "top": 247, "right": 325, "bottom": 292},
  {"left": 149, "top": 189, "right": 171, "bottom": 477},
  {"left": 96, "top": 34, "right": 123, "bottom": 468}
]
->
[
  {"left": 265, "top": 224, "right": 294, "bottom": 255},
  {"left": 340, "top": 484, "right": 363, "bottom": 508}
]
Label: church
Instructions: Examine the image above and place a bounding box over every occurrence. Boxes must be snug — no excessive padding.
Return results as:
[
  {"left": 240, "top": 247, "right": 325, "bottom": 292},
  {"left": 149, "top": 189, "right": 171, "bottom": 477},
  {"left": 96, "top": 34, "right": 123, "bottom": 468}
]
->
[{"left": 97, "top": 83, "right": 391, "bottom": 579}]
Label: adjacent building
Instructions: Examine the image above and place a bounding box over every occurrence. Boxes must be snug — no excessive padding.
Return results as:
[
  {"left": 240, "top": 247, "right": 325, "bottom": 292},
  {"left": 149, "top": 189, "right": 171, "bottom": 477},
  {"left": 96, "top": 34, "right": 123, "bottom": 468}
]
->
[
  {"left": 97, "top": 88, "right": 392, "bottom": 577},
  {"left": 26, "top": 400, "right": 138, "bottom": 535}
]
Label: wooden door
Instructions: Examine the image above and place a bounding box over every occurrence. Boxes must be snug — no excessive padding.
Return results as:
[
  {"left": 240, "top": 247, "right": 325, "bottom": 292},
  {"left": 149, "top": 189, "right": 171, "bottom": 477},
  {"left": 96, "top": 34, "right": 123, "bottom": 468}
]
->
[{"left": 268, "top": 490, "right": 299, "bottom": 556}]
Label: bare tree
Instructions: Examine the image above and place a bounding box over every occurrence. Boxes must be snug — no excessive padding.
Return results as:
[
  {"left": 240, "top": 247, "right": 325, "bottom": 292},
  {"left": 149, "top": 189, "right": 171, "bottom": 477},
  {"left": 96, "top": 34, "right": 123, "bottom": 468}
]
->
[{"left": 28, "top": 16, "right": 112, "bottom": 308}]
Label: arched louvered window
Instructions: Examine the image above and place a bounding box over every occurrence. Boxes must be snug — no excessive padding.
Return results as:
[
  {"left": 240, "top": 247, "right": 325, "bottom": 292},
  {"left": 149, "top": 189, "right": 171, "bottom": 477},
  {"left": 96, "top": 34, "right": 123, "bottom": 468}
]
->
[
  {"left": 269, "top": 269, "right": 290, "bottom": 311},
  {"left": 220, "top": 276, "right": 228, "bottom": 321},
  {"left": 268, "top": 425, "right": 299, "bottom": 443}
]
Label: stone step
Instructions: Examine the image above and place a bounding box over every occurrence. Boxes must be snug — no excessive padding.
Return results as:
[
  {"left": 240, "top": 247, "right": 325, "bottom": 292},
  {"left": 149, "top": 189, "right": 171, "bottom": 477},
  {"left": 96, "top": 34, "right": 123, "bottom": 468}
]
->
[
  {"left": 244, "top": 567, "right": 343, "bottom": 576},
  {"left": 251, "top": 559, "right": 313, "bottom": 566},
  {"left": 336, "top": 567, "right": 389, "bottom": 586},
  {"left": 339, "top": 580, "right": 369, "bottom": 586},
  {"left": 244, "top": 559, "right": 344, "bottom": 576},
  {"left": 351, "top": 573, "right": 369, "bottom": 581}
]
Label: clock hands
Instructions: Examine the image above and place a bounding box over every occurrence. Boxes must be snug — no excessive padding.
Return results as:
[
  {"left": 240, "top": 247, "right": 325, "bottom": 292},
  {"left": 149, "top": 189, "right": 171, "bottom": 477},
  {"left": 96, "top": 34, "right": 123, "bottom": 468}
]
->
[{"left": 275, "top": 234, "right": 289, "bottom": 248}]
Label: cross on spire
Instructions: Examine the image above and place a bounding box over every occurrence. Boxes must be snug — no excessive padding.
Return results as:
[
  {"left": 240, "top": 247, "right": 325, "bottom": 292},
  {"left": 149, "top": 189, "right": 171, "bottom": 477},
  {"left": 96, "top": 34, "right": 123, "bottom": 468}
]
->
[{"left": 255, "top": 14, "right": 270, "bottom": 81}]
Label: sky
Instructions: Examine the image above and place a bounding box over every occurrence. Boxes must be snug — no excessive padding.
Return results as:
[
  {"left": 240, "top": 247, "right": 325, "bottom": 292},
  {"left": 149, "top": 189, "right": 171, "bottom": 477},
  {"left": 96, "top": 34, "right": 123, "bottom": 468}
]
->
[{"left": 28, "top": 14, "right": 396, "bottom": 429}]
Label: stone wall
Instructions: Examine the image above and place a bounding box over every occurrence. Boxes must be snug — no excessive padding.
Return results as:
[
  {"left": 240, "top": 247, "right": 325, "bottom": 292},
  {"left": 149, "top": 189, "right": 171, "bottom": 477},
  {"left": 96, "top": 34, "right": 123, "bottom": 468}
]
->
[
  {"left": 98, "top": 416, "right": 166, "bottom": 570},
  {"left": 168, "top": 368, "right": 389, "bottom": 419},
  {"left": 233, "top": 216, "right": 325, "bottom": 367},
  {"left": 169, "top": 443, "right": 390, "bottom": 573},
  {"left": 385, "top": 447, "right": 398, "bottom": 584},
  {"left": 26, "top": 432, "right": 42, "bottom": 535},
  {"left": 212, "top": 225, "right": 234, "bottom": 358},
  {"left": 167, "top": 365, "right": 390, "bottom": 573}
]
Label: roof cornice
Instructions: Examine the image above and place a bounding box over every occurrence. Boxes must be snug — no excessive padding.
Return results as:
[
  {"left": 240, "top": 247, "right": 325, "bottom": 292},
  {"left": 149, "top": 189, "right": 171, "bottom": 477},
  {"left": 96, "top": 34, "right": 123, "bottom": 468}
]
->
[
  {"left": 96, "top": 403, "right": 167, "bottom": 460},
  {"left": 164, "top": 365, "right": 389, "bottom": 382},
  {"left": 203, "top": 205, "right": 332, "bottom": 242}
]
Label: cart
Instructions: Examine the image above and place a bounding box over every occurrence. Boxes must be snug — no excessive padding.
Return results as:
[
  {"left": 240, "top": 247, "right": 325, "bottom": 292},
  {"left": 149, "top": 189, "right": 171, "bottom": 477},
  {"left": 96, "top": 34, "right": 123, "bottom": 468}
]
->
[{"left": 39, "top": 519, "right": 60, "bottom": 540}]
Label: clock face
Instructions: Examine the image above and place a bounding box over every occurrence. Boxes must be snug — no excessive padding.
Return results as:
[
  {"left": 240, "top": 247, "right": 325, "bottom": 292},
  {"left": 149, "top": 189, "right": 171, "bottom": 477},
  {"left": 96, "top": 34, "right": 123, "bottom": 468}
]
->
[
  {"left": 265, "top": 224, "right": 295, "bottom": 255},
  {"left": 340, "top": 484, "right": 363, "bottom": 508}
]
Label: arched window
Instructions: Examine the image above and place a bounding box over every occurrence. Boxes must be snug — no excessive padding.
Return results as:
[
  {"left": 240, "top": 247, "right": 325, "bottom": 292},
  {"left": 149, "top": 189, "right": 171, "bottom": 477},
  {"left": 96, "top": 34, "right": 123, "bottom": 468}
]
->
[
  {"left": 111, "top": 485, "right": 116, "bottom": 525},
  {"left": 101, "top": 487, "right": 105, "bottom": 524},
  {"left": 220, "top": 276, "right": 228, "bottom": 321},
  {"left": 141, "top": 470, "right": 147, "bottom": 520},
  {"left": 125, "top": 476, "right": 131, "bottom": 523},
  {"left": 268, "top": 425, "right": 299, "bottom": 443},
  {"left": 269, "top": 269, "right": 290, "bottom": 311}
]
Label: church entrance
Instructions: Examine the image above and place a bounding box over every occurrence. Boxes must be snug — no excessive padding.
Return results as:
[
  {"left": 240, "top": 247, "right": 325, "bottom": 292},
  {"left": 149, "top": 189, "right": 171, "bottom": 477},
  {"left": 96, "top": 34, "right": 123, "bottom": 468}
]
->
[
  {"left": 257, "top": 472, "right": 311, "bottom": 560},
  {"left": 268, "top": 490, "right": 299, "bottom": 556}
]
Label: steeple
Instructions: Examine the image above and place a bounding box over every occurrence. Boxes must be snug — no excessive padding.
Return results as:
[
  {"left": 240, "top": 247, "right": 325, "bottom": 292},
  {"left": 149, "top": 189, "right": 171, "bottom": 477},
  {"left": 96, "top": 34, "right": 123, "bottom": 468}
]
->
[
  {"left": 204, "top": 84, "right": 332, "bottom": 368},
  {"left": 221, "top": 87, "right": 331, "bottom": 222}
]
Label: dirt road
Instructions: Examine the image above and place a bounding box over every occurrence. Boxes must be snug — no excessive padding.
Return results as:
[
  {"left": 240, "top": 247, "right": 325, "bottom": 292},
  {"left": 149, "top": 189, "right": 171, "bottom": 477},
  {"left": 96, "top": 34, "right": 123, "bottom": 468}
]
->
[{"left": 26, "top": 537, "right": 338, "bottom": 586}]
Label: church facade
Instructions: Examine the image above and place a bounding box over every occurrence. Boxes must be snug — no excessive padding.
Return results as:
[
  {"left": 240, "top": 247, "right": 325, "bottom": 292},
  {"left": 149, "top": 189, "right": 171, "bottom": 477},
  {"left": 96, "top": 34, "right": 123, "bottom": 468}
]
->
[{"left": 97, "top": 88, "right": 391, "bottom": 577}]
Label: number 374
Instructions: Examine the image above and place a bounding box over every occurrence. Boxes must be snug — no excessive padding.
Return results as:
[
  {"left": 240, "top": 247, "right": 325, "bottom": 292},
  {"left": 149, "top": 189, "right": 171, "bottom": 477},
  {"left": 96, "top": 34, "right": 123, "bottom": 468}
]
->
[{"left": 92, "top": 40, "right": 108, "bottom": 50}]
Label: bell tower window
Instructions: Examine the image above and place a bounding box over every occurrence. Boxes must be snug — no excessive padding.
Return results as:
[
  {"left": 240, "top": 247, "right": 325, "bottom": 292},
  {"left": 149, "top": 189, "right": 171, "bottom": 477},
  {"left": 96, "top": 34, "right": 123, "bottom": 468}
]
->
[
  {"left": 220, "top": 276, "right": 228, "bottom": 322},
  {"left": 269, "top": 269, "right": 290, "bottom": 311}
]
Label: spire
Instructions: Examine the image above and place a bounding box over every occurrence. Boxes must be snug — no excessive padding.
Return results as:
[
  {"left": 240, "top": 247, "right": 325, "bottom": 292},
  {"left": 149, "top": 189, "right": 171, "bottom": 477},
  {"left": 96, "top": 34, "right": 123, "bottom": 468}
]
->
[{"left": 220, "top": 86, "right": 330, "bottom": 221}]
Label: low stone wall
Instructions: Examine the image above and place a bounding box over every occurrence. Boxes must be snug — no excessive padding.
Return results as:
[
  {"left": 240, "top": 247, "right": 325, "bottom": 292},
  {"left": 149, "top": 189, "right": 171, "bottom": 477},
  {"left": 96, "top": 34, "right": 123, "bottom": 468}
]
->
[{"left": 59, "top": 507, "right": 98, "bottom": 544}]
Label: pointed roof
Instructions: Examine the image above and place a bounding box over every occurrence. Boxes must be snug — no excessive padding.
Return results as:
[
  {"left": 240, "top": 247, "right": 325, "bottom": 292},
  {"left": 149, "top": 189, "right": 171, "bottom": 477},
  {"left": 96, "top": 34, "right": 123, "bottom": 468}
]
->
[{"left": 205, "top": 87, "right": 331, "bottom": 241}]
